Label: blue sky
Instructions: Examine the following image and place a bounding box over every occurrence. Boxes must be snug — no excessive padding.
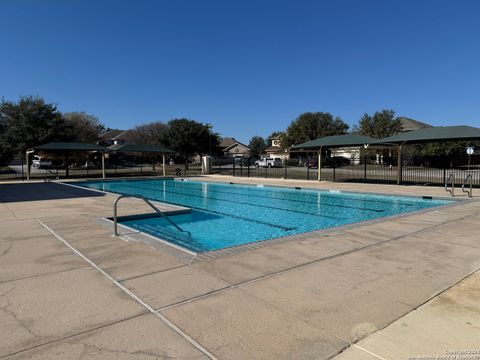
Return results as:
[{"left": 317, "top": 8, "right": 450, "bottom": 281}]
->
[{"left": 1, "top": 0, "right": 479, "bottom": 143}]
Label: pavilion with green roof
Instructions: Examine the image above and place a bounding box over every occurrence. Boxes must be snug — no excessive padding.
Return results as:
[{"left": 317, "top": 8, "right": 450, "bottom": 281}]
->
[
  {"left": 371, "top": 126, "right": 480, "bottom": 184},
  {"left": 291, "top": 134, "right": 377, "bottom": 181},
  {"left": 290, "top": 126, "right": 480, "bottom": 183},
  {"left": 27, "top": 142, "right": 176, "bottom": 179},
  {"left": 108, "top": 144, "right": 176, "bottom": 176}
]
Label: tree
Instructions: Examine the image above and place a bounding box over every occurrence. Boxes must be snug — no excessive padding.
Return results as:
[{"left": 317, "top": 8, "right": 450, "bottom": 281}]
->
[
  {"left": 125, "top": 121, "right": 168, "bottom": 145},
  {"left": 59, "top": 112, "right": 105, "bottom": 143},
  {"left": 283, "top": 112, "right": 348, "bottom": 146},
  {"left": 0, "top": 96, "right": 62, "bottom": 162},
  {"left": 163, "top": 119, "right": 220, "bottom": 160},
  {"left": 248, "top": 136, "right": 268, "bottom": 157},
  {"left": 358, "top": 109, "right": 402, "bottom": 139}
]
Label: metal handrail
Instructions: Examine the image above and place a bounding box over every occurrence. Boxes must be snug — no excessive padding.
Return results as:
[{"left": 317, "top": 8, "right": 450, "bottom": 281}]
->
[
  {"left": 113, "top": 194, "right": 191, "bottom": 237},
  {"left": 445, "top": 173, "right": 455, "bottom": 196},
  {"left": 462, "top": 173, "right": 473, "bottom": 198}
]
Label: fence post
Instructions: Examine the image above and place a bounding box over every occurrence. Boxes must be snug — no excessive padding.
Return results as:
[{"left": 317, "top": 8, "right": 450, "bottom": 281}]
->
[
  {"left": 307, "top": 154, "right": 310, "bottom": 181},
  {"left": 232, "top": 158, "right": 235, "bottom": 176},
  {"left": 240, "top": 162, "right": 243, "bottom": 177},
  {"left": 284, "top": 162, "right": 287, "bottom": 179},
  {"left": 333, "top": 155, "right": 336, "bottom": 182},
  {"left": 21, "top": 158, "right": 25, "bottom": 181},
  {"left": 247, "top": 162, "right": 250, "bottom": 177},
  {"left": 397, "top": 145, "right": 403, "bottom": 185},
  {"left": 364, "top": 155, "right": 367, "bottom": 181}
]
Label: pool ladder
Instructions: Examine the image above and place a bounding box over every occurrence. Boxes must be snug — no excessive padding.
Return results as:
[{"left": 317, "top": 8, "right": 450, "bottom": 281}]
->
[
  {"left": 445, "top": 173, "right": 455, "bottom": 196},
  {"left": 113, "top": 194, "right": 191, "bottom": 238},
  {"left": 462, "top": 173, "right": 473, "bottom": 198},
  {"left": 445, "top": 172, "right": 474, "bottom": 198}
]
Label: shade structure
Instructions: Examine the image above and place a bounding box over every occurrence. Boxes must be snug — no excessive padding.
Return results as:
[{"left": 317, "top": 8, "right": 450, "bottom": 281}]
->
[
  {"left": 371, "top": 125, "right": 480, "bottom": 145},
  {"left": 291, "top": 134, "right": 377, "bottom": 150},
  {"left": 108, "top": 143, "right": 175, "bottom": 177},
  {"left": 34, "top": 142, "right": 109, "bottom": 152},
  {"left": 290, "top": 134, "right": 376, "bottom": 182},
  {"left": 28, "top": 142, "right": 109, "bottom": 180},
  {"left": 108, "top": 143, "right": 175, "bottom": 154}
]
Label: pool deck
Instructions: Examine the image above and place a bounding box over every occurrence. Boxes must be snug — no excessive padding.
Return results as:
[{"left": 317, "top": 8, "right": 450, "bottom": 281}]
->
[{"left": 1, "top": 176, "right": 479, "bottom": 359}]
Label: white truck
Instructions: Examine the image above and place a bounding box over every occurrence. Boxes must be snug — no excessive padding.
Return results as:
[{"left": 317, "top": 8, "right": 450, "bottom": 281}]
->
[
  {"left": 32, "top": 155, "right": 52, "bottom": 168},
  {"left": 255, "top": 157, "right": 282, "bottom": 168}
]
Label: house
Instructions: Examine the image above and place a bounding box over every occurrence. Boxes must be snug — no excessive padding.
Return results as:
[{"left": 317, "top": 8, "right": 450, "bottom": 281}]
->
[
  {"left": 98, "top": 129, "right": 131, "bottom": 146},
  {"left": 218, "top": 137, "right": 251, "bottom": 158},
  {"left": 398, "top": 117, "right": 432, "bottom": 132},
  {"left": 264, "top": 135, "right": 289, "bottom": 161}
]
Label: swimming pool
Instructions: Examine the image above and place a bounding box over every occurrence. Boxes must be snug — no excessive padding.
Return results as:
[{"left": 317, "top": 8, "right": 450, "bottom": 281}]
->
[{"left": 78, "top": 179, "right": 452, "bottom": 252}]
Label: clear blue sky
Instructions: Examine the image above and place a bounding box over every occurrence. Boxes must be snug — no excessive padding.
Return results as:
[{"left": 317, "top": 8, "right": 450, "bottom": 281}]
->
[{"left": 1, "top": 0, "right": 479, "bottom": 143}]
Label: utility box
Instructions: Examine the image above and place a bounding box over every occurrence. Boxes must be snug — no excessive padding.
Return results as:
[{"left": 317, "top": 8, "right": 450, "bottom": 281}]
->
[{"left": 202, "top": 156, "right": 212, "bottom": 174}]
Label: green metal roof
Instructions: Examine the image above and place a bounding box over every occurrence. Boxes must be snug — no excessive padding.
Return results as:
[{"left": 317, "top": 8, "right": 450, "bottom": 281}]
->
[
  {"left": 371, "top": 125, "right": 480, "bottom": 145},
  {"left": 34, "top": 142, "right": 108, "bottom": 152},
  {"left": 291, "top": 134, "right": 376, "bottom": 150},
  {"left": 108, "top": 144, "right": 175, "bottom": 153}
]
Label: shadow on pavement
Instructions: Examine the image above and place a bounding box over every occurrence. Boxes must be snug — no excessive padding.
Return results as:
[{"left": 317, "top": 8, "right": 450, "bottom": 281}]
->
[{"left": 0, "top": 182, "right": 105, "bottom": 203}]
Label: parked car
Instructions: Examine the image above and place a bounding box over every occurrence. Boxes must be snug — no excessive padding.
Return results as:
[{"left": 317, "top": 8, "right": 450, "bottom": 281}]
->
[
  {"left": 255, "top": 157, "right": 283, "bottom": 168},
  {"left": 323, "top": 156, "right": 351, "bottom": 168},
  {"left": 306, "top": 157, "right": 318, "bottom": 168},
  {"left": 234, "top": 157, "right": 247, "bottom": 166},
  {"left": 32, "top": 155, "right": 52, "bottom": 168}
]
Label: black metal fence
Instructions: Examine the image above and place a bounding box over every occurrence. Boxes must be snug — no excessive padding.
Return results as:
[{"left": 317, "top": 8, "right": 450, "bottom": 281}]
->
[
  {"left": 0, "top": 156, "right": 202, "bottom": 181},
  {"left": 2, "top": 153, "right": 479, "bottom": 189},
  {"left": 212, "top": 154, "right": 480, "bottom": 187}
]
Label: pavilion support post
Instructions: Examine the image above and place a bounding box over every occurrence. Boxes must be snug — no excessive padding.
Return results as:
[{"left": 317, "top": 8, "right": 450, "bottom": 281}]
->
[
  {"left": 162, "top": 154, "right": 166, "bottom": 177},
  {"left": 317, "top": 147, "right": 322, "bottom": 181},
  {"left": 101, "top": 153, "right": 106, "bottom": 179},
  {"left": 64, "top": 153, "right": 69, "bottom": 178},
  {"left": 397, "top": 144, "right": 402, "bottom": 185},
  {"left": 26, "top": 150, "right": 31, "bottom": 181}
]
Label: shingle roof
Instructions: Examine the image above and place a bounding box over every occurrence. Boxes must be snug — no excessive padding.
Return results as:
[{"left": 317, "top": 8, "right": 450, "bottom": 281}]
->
[
  {"left": 264, "top": 146, "right": 285, "bottom": 153},
  {"left": 99, "top": 129, "right": 128, "bottom": 140},
  {"left": 398, "top": 117, "right": 432, "bottom": 132},
  {"left": 218, "top": 137, "right": 237, "bottom": 148}
]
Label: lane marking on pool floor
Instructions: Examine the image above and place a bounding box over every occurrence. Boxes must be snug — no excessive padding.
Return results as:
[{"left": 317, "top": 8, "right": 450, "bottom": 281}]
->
[{"left": 35, "top": 218, "right": 218, "bottom": 360}]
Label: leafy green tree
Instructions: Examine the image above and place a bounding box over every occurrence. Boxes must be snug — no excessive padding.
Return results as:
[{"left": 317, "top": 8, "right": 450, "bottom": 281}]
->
[
  {"left": 0, "top": 96, "right": 62, "bottom": 162},
  {"left": 59, "top": 112, "right": 105, "bottom": 143},
  {"left": 163, "top": 118, "right": 219, "bottom": 160},
  {"left": 284, "top": 112, "right": 348, "bottom": 146},
  {"left": 414, "top": 141, "right": 480, "bottom": 157},
  {"left": 248, "top": 136, "right": 268, "bottom": 157},
  {"left": 269, "top": 131, "right": 284, "bottom": 139},
  {"left": 358, "top": 109, "right": 402, "bottom": 139}
]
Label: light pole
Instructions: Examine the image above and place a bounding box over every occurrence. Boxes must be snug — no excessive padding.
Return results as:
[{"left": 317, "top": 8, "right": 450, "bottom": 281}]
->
[
  {"left": 466, "top": 146, "right": 474, "bottom": 172},
  {"left": 205, "top": 123, "right": 213, "bottom": 156}
]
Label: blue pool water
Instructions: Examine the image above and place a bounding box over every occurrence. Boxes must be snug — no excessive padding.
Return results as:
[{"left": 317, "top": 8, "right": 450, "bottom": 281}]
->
[{"left": 78, "top": 179, "right": 452, "bottom": 252}]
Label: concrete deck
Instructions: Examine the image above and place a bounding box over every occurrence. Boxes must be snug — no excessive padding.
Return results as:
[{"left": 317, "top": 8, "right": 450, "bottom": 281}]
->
[{"left": 1, "top": 177, "right": 479, "bottom": 359}]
